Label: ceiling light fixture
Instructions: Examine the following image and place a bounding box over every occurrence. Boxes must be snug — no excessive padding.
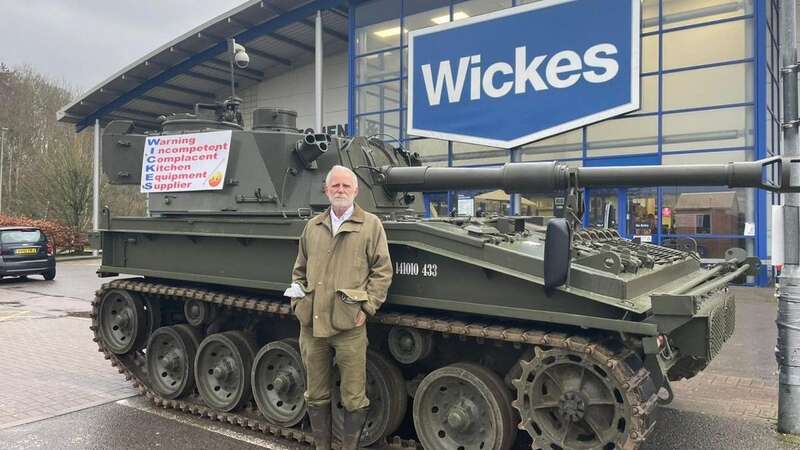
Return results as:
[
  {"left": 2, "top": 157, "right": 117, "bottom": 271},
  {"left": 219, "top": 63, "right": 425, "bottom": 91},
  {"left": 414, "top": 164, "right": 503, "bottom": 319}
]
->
[{"left": 431, "top": 11, "right": 470, "bottom": 25}]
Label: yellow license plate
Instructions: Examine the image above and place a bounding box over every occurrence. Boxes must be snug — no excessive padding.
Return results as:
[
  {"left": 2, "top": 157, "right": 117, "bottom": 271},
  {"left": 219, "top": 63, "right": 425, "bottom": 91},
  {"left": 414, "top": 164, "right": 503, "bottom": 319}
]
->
[{"left": 15, "top": 247, "right": 38, "bottom": 255}]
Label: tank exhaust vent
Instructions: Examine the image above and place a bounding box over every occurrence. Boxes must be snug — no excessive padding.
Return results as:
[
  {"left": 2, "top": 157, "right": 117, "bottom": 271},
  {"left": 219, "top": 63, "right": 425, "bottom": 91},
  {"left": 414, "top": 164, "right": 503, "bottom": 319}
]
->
[{"left": 252, "top": 108, "right": 298, "bottom": 131}]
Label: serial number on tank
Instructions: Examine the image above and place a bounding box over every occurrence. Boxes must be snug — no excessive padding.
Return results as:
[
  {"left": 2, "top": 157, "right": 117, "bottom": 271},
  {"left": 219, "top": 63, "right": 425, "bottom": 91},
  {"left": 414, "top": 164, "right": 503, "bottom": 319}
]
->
[{"left": 395, "top": 262, "right": 438, "bottom": 277}]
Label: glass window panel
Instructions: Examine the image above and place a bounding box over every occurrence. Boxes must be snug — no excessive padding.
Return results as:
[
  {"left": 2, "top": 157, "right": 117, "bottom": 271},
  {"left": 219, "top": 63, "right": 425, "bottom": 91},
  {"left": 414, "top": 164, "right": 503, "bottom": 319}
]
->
[
  {"left": 520, "top": 195, "right": 557, "bottom": 217},
  {"left": 642, "top": 34, "right": 659, "bottom": 73},
  {"left": 453, "top": 0, "right": 513, "bottom": 18},
  {"left": 356, "top": 111, "right": 401, "bottom": 138},
  {"left": 662, "top": 107, "right": 752, "bottom": 152},
  {"left": 404, "top": 0, "right": 449, "bottom": 32},
  {"left": 627, "top": 188, "right": 659, "bottom": 239},
  {"left": 662, "top": 63, "right": 752, "bottom": 111},
  {"left": 588, "top": 189, "right": 620, "bottom": 230},
  {"left": 663, "top": 19, "right": 752, "bottom": 70},
  {"left": 406, "top": 138, "right": 449, "bottom": 166},
  {"left": 661, "top": 0, "right": 752, "bottom": 30},
  {"left": 661, "top": 183, "right": 755, "bottom": 257},
  {"left": 586, "top": 116, "right": 658, "bottom": 157},
  {"left": 356, "top": 81, "right": 401, "bottom": 114},
  {"left": 473, "top": 188, "right": 509, "bottom": 216},
  {"left": 766, "top": 67, "right": 774, "bottom": 112},
  {"left": 356, "top": 0, "right": 402, "bottom": 27},
  {"left": 640, "top": 75, "right": 658, "bottom": 114},
  {"left": 356, "top": 0, "right": 402, "bottom": 54},
  {"left": 661, "top": 149, "right": 751, "bottom": 164},
  {"left": 766, "top": 32, "right": 774, "bottom": 72},
  {"left": 521, "top": 129, "right": 582, "bottom": 161},
  {"left": 766, "top": 115, "right": 773, "bottom": 155},
  {"left": 452, "top": 142, "right": 510, "bottom": 166},
  {"left": 641, "top": 0, "right": 660, "bottom": 33},
  {"left": 356, "top": 51, "right": 401, "bottom": 84},
  {"left": 664, "top": 237, "right": 752, "bottom": 258}
]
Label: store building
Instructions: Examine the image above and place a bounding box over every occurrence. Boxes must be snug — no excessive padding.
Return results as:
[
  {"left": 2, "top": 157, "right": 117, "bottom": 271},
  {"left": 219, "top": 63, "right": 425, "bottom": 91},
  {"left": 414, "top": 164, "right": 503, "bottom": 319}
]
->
[{"left": 58, "top": 0, "right": 782, "bottom": 283}]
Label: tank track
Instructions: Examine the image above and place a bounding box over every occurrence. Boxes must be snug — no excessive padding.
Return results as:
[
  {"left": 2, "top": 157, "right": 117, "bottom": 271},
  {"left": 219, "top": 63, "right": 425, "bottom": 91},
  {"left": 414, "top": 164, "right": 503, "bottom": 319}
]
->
[{"left": 91, "top": 278, "right": 659, "bottom": 449}]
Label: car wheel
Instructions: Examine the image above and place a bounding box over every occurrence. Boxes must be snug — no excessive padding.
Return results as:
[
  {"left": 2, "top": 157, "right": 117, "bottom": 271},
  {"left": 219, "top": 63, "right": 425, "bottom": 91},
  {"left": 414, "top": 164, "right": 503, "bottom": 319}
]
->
[{"left": 43, "top": 269, "right": 56, "bottom": 281}]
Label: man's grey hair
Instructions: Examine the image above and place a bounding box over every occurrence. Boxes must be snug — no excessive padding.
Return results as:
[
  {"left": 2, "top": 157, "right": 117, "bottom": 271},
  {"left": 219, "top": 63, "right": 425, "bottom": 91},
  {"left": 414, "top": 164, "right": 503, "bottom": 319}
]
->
[{"left": 325, "top": 165, "right": 358, "bottom": 187}]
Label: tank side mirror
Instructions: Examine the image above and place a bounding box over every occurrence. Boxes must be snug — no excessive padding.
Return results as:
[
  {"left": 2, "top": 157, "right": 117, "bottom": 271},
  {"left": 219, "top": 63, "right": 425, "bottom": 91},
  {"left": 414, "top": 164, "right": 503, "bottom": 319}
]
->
[{"left": 544, "top": 218, "right": 572, "bottom": 292}]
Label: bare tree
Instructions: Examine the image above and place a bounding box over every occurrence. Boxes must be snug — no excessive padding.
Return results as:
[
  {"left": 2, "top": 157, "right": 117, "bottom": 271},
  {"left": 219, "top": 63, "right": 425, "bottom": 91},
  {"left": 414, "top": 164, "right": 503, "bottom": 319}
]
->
[{"left": 0, "top": 63, "right": 145, "bottom": 229}]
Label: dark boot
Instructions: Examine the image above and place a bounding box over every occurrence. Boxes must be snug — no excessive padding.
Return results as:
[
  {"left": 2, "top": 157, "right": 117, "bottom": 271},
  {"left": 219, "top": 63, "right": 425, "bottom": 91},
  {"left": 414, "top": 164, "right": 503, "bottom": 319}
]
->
[
  {"left": 340, "top": 407, "right": 369, "bottom": 450},
  {"left": 307, "top": 404, "right": 331, "bottom": 450}
]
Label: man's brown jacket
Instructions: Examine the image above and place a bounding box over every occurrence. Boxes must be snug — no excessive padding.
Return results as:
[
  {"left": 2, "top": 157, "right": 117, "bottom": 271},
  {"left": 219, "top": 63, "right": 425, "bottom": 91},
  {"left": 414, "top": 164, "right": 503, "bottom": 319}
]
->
[{"left": 291, "top": 204, "right": 393, "bottom": 338}]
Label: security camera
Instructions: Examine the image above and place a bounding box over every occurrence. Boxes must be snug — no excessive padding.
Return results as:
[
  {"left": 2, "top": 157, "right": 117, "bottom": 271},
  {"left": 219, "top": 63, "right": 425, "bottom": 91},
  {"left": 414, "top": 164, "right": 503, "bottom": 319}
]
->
[{"left": 234, "top": 51, "right": 250, "bottom": 69}]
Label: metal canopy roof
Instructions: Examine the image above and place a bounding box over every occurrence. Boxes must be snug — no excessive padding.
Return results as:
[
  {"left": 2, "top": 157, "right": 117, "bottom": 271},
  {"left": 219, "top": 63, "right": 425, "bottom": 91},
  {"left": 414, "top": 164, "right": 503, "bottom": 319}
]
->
[{"left": 58, "top": 0, "right": 350, "bottom": 132}]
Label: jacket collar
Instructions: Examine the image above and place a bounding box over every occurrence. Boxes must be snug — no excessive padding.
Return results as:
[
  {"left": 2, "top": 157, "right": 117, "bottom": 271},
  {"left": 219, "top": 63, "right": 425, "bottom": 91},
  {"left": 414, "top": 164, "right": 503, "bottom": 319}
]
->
[{"left": 316, "top": 203, "right": 365, "bottom": 231}]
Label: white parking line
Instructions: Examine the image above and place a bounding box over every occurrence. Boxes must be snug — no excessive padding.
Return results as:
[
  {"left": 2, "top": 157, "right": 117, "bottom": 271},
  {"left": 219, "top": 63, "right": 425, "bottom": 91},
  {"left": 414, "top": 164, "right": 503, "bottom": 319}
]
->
[{"left": 115, "top": 398, "right": 298, "bottom": 449}]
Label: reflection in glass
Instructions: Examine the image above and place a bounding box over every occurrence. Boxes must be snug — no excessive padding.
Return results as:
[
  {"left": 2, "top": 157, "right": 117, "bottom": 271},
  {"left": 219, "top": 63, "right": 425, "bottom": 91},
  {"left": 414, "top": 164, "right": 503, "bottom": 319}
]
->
[
  {"left": 356, "top": 81, "right": 401, "bottom": 114},
  {"left": 627, "top": 188, "right": 658, "bottom": 240},
  {"left": 356, "top": 51, "right": 401, "bottom": 84},
  {"left": 588, "top": 190, "right": 619, "bottom": 230}
]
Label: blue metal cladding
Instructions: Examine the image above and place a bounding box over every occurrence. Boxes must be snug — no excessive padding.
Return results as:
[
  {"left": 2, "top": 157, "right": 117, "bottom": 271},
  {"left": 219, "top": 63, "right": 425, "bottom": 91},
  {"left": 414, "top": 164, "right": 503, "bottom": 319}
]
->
[{"left": 78, "top": 0, "right": 348, "bottom": 132}]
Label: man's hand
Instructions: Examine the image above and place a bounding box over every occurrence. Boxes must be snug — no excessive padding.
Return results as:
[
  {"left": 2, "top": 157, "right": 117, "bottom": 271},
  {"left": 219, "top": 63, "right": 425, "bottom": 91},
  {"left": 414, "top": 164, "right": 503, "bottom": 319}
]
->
[{"left": 355, "top": 310, "right": 367, "bottom": 327}]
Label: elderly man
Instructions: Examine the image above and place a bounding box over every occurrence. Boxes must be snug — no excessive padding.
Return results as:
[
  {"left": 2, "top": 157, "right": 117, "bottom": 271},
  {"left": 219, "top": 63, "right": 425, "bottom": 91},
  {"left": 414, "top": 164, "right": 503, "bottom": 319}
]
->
[{"left": 285, "top": 165, "right": 392, "bottom": 450}]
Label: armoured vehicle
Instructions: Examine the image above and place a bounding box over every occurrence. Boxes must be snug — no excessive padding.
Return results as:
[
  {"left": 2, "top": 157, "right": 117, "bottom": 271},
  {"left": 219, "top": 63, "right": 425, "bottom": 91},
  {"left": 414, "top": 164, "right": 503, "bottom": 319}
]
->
[{"left": 91, "top": 98, "right": 798, "bottom": 450}]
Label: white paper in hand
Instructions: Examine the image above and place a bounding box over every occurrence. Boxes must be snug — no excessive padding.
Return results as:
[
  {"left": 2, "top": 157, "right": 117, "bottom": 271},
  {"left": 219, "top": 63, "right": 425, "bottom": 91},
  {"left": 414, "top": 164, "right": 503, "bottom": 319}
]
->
[{"left": 283, "top": 283, "right": 306, "bottom": 298}]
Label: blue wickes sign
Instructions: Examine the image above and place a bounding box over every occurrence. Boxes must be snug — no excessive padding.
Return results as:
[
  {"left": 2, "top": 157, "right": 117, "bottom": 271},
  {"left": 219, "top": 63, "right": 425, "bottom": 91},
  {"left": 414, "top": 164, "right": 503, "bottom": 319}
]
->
[{"left": 407, "top": 0, "right": 641, "bottom": 148}]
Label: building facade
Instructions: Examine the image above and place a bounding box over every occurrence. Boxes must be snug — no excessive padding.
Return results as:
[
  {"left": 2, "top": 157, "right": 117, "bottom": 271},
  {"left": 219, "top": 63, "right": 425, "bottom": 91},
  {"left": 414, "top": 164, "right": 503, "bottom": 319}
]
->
[{"left": 337, "top": 0, "right": 779, "bottom": 284}]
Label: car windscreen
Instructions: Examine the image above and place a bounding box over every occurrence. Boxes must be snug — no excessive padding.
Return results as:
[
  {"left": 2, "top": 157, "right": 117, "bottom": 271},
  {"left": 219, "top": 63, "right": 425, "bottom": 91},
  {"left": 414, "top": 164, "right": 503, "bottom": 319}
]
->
[{"left": 0, "top": 230, "right": 43, "bottom": 244}]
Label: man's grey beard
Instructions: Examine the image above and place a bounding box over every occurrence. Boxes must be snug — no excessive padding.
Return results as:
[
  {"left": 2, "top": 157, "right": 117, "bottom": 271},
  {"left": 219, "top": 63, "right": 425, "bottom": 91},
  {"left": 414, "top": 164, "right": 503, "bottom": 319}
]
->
[{"left": 331, "top": 197, "right": 353, "bottom": 209}]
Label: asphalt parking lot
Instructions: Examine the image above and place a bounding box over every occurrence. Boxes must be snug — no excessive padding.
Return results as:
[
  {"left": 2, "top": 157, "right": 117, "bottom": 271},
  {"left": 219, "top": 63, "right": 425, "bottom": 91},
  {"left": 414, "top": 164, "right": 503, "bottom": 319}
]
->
[{"left": 0, "top": 260, "right": 797, "bottom": 449}]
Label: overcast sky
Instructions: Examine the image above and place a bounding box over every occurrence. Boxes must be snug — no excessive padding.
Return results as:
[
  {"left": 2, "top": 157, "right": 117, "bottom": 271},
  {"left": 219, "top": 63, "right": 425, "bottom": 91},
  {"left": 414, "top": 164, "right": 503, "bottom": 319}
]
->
[{"left": 0, "top": 0, "right": 246, "bottom": 94}]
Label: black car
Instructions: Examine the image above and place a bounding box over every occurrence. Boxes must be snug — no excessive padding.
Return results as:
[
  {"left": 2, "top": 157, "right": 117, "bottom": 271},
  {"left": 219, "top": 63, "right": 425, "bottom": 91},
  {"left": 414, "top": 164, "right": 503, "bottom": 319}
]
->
[{"left": 0, "top": 227, "right": 56, "bottom": 280}]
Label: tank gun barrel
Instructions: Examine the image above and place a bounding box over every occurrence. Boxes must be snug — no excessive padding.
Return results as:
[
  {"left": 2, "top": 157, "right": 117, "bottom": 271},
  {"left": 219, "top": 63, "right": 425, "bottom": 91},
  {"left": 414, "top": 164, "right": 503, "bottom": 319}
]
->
[{"left": 380, "top": 156, "right": 800, "bottom": 193}]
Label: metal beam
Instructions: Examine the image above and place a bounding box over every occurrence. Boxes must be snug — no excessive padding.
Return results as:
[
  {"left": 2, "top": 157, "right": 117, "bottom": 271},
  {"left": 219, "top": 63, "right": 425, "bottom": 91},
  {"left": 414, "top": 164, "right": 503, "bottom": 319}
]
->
[
  {"left": 180, "top": 70, "right": 233, "bottom": 87},
  {"left": 329, "top": 7, "right": 348, "bottom": 19},
  {"left": 229, "top": 16, "right": 314, "bottom": 53},
  {"left": 137, "top": 95, "right": 194, "bottom": 111},
  {"left": 245, "top": 47, "right": 292, "bottom": 66},
  {"left": 201, "top": 60, "right": 264, "bottom": 81},
  {"left": 264, "top": 32, "right": 315, "bottom": 53},
  {"left": 260, "top": 1, "right": 348, "bottom": 42},
  {"left": 159, "top": 83, "right": 216, "bottom": 99},
  {"left": 117, "top": 107, "right": 160, "bottom": 119},
  {"left": 76, "top": 0, "right": 346, "bottom": 131}
]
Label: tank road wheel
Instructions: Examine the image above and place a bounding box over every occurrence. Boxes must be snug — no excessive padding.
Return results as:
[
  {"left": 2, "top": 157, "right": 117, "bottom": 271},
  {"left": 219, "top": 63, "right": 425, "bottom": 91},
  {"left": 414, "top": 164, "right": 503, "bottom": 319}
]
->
[
  {"left": 388, "top": 327, "right": 434, "bottom": 364},
  {"left": 146, "top": 325, "right": 199, "bottom": 399},
  {"left": 333, "top": 350, "right": 408, "bottom": 447},
  {"left": 512, "top": 347, "right": 651, "bottom": 449},
  {"left": 252, "top": 338, "right": 307, "bottom": 427},
  {"left": 98, "top": 289, "right": 147, "bottom": 355},
  {"left": 195, "top": 331, "right": 256, "bottom": 412},
  {"left": 413, "top": 362, "right": 516, "bottom": 450},
  {"left": 184, "top": 300, "right": 217, "bottom": 327}
]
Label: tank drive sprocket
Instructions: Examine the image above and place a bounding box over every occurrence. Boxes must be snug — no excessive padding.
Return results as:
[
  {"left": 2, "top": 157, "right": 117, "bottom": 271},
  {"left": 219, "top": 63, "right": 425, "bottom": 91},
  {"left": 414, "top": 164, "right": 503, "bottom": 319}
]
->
[{"left": 512, "top": 345, "right": 657, "bottom": 449}]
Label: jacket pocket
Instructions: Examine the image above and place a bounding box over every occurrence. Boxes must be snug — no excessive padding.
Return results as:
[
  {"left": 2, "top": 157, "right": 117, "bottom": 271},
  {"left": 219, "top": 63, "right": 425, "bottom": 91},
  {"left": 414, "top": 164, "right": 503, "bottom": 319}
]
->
[
  {"left": 331, "top": 289, "right": 369, "bottom": 331},
  {"left": 291, "top": 289, "right": 314, "bottom": 327}
]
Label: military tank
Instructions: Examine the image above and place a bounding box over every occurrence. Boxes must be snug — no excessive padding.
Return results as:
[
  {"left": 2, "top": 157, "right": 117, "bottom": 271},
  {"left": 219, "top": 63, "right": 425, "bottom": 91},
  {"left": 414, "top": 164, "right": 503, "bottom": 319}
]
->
[{"left": 90, "top": 97, "right": 798, "bottom": 450}]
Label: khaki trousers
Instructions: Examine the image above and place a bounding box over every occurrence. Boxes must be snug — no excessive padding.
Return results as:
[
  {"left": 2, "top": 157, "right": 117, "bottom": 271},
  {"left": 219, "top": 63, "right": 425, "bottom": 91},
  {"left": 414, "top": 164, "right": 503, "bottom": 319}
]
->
[{"left": 298, "top": 325, "right": 369, "bottom": 412}]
